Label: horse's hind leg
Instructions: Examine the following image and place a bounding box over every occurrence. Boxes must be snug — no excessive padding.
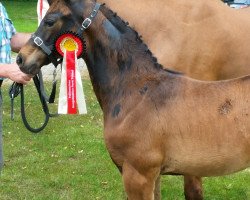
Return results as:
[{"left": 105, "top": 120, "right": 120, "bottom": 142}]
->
[
  {"left": 122, "top": 161, "right": 160, "bottom": 200},
  {"left": 184, "top": 175, "right": 203, "bottom": 200},
  {"left": 154, "top": 176, "right": 161, "bottom": 200}
]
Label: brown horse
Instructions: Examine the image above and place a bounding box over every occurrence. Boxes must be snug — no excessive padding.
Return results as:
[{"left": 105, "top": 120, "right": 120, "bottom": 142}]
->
[
  {"left": 100, "top": 0, "right": 250, "bottom": 81},
  {"left": 16, "top": 0, "right": 250, "bottom": 199},
  {"left": 37, "top": 0, "right": 250, "bottom": 198},
  {"left": 40, "top": 0, "right": 250, "bottom": 199},
  {"left": 95, "top": 0, "right": 250, "bottom": 198}
]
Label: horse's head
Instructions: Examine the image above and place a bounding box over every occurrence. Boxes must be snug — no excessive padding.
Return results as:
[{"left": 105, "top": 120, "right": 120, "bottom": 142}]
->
[{"left": 17, "top": 0, "right": 96, "bottom": 75}]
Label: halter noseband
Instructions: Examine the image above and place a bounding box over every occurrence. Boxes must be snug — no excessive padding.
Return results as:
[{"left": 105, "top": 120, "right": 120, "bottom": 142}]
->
[
  {"left": 31, "top": 34, "right": 60, "bottom": 66},
  {"left": 32, "top": 3, "right": 101, "bottom": 66}
]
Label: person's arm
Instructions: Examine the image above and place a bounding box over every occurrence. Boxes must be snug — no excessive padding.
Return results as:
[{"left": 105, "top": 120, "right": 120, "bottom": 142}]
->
[
  {"left": 0, "top": 63, "right": 32, "bottom": 84},
  {"left": 11, "top": 33, "right": 31, "bottom": 53}
]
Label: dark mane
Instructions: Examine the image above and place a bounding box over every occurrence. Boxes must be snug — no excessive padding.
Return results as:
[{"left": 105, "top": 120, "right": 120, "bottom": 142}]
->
[{"left": 100, "top": 4, "right": 182, "bottom": 75}]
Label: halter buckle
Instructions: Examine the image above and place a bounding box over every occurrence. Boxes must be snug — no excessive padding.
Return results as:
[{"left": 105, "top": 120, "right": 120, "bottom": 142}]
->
[
  {"left": 34, "top": 37, "right": 43, "bottom": 46},
  {"left": 82, "top": 18, "right": 92, "bottom": 29}
]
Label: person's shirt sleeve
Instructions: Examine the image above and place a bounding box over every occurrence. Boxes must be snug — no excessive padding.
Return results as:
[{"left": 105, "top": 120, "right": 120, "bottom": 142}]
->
[
  {"left": 0, "top": 3, "right": 16, "bottom": 48},
  {"left": 5, "top": 18, "right": 16, "bottom": 39}
]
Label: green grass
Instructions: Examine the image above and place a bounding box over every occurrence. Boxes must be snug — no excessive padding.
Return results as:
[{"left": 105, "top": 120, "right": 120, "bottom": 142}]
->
[
  {"left": 2, "top": 0, "right": 37, "bottom": 32},
  {"left": 0, "top": 80, "right": 249, "bottom": 199},
  {"left": 0, "top": 80, "right": 125, "bottom": 199}
]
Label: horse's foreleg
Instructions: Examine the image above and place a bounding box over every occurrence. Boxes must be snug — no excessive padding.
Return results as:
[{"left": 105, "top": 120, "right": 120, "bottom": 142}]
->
[
  {"left": 122, "top": 162, "right": 159, "bottom": 200},
  {"left": 184, "top": 175, "right": 203, "bottom": 200},
  {"left": 154, "top": 175, "right": 161, "bottom": 200}
]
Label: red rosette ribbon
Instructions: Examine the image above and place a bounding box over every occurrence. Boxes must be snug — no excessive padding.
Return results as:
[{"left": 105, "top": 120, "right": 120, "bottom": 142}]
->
[
  {"left": 55, "top": 33, "right": 84, "bottom": 58},
  {"left": 57, "top": 33, "right": 87, "bottom": 115}
]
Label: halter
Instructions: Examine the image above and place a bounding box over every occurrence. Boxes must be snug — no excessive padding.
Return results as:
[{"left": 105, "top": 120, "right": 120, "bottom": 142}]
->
[{"left": 32, "top": 3, "right": 101, "bottom": 64}]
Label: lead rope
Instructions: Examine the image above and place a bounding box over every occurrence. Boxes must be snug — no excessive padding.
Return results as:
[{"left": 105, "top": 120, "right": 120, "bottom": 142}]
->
[
  {"left": 38, "top": 69, "right": 57, "bottom": 104},
  {"left": 9, "top": 71, "right": 58, "bottom": 133}
]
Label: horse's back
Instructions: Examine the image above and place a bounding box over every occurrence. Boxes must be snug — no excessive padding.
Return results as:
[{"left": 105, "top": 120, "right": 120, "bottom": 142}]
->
[{"left": 100, "top": 0, "right": 250, "bottom": 80}]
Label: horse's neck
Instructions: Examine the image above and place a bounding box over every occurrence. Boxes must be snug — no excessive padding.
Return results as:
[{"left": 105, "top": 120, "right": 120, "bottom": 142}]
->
[{"left": 84, "top": 8, "right": 165, "bottom": 111}]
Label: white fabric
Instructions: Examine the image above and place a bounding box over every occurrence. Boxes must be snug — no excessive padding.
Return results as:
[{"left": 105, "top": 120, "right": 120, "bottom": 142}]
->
[
  {"left": 58, "top": 51, "right": 87, "bottom": 114},
  {"left": 58, "top": 53, "right": 67, "bottom": 114},
  {"left": 37, "top": 0, "right": 50, "bottom": 25},
  {"left": 76, "top": 59, "right": 87, "bottom": 114}
]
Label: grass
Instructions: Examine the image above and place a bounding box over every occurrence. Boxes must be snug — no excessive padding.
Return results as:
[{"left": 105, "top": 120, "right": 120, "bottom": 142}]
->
[
  {"left": 2, "top": 0, "right": 37, "bottom": 32},
  {"left": 0, "top": 1, "right": 249, "bottom": 199},
  {"left": 0, "top": 79, "right": 249, "bottom": 199},
  {"left": 0, "top": 79, "right": 125, "bottom": 199}
]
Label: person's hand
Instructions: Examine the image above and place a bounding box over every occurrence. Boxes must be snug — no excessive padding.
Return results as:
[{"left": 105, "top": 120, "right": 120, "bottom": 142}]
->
[{"left": 5, "top": 63, "right": 32, "bottom": 84}]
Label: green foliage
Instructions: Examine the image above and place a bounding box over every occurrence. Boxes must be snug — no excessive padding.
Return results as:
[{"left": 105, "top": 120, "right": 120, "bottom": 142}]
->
[
  {"left": 2, "top": 0, "right": 37, "bottom": 32},
  {"left": 0, "top": 79, "right": 249, "bottom": 199}
]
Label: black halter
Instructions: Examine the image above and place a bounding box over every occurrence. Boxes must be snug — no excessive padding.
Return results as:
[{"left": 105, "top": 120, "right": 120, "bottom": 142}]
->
[
  {"left": 32, "top": 3, "right": 101, "bottom": 64},
  {"left": 31, "top": 34, "right": 61, "bottom": 67}
]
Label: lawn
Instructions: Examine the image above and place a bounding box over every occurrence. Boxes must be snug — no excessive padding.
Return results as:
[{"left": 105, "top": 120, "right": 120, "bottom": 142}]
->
[
  {"left": 2, "top": 0, "right": 37, "bottom": 32},
  {"left": 0, "top": 79, "right": 125, "bottom": 199},
  {"left": 0, "top": 1, "right": 249, "bottom": 199}
]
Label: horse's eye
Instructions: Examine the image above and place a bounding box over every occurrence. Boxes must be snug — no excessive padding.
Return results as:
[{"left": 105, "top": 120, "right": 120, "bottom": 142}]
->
[{"left": 44, "top": 20, "right": 55, "bottom": 27}]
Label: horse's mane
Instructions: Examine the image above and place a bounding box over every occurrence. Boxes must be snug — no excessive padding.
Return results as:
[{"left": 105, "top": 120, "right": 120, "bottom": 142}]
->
[{"left": 100, "top": 4, "right": 183, "bottom": 75}]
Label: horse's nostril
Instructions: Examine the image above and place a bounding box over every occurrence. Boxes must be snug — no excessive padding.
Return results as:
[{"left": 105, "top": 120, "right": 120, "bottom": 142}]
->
[{"left": 16, "top": 55, "right": 23, "bottom": 66}]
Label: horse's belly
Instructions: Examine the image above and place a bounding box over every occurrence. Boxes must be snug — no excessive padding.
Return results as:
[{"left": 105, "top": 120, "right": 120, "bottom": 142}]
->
[
  {"left": 162, "top": 149, "right": 250, "bottom": 177},
  {"left": 161, "top": 115, "right": 250, "bottom": 177}
]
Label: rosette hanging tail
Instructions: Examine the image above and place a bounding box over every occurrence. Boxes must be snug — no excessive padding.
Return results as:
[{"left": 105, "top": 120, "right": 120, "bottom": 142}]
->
[{"left": 55, "top": 32, "right": 87, "bottom": 114}]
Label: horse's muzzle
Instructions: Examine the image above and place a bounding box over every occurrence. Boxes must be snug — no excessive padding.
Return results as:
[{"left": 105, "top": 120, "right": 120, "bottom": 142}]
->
[
  {"left": 16, "top": 54, "right": 24, "bottom": 66},
  {"left": 16, "top": 53, "right": 41, "bottom": 76}
]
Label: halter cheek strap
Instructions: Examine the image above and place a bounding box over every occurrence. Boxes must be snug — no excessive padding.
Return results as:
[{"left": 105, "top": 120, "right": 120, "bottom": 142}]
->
[
  {"left": 32, "top": 35, "right": 52, "bottom": 55},
  {"left": 78, "top": 3, "right": 101, "bottom": 34}
]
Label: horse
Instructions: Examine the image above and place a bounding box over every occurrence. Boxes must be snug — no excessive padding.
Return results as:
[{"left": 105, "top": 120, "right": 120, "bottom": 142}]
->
[
  {"left": 35, "top": 0, "right": 250, "bottom": 199},
  {"left": 16, "top": 0, "right": 250, "bottom": 199},
  {"left": 94, "top": 1, "right": 250, "bottom": 198},
  {"left": 99, "top": 0, "right": 250, "bottom": 81}
]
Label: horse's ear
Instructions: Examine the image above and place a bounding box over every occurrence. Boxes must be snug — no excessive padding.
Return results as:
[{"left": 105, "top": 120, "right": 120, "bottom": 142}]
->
[
  {"left": 48, "top": 0, "right": 82, "bottom": 6},
  {"left": 47, "top": 0, "right": 54, "bottom": 5},
  {"left": 64, "top": 0, "right": 80, "bottom": 4},
  {"left": 48, "top": 0, "right": 64, "bottom": 5}
]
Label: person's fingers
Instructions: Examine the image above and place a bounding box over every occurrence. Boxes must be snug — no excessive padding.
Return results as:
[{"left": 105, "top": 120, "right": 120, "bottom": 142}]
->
[
  {"left": 23, "top": 75, "right": 32, "bottom": 81},
  {"left": 13, "top": 75, "right": 31, "bottom": 84},
  {"left": 22, "top": 81, "right": 29, "bottom": 85}
]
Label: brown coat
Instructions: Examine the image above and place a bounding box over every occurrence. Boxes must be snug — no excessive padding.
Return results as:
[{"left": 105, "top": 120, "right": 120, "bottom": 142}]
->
[{"left": 100, "top": 0, "right": 250, "bottom": 80}]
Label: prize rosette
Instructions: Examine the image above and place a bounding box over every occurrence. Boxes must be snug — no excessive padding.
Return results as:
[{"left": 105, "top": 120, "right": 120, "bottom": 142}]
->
[
  {"left": 56, "top": 33, "right": 87, "bottom": 115},
  {"left": 55, "top": 33, "right": 84, "bottom": 58}
]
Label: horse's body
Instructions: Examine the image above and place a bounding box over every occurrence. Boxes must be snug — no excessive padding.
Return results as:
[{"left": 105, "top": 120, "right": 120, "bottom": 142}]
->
[
  {"left": 17, "top": 0, "right": 250, "bottom": 199},
  {"left": 100, "top": 0, "right": 250, "bottom": 81},
  {"left": 96, "top": 1, "right": 250, "bottom": 198},
  {"left": 106, "top": 76, "right": 250, "bottom": 178}
]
